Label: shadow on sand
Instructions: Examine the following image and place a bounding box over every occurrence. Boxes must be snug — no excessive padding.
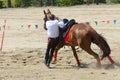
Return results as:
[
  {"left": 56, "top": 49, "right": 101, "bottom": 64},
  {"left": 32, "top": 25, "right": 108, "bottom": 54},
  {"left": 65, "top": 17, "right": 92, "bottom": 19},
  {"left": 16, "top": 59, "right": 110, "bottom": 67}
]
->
[{"left": 49, "top": 61, "right": 120, "bottom": 70}]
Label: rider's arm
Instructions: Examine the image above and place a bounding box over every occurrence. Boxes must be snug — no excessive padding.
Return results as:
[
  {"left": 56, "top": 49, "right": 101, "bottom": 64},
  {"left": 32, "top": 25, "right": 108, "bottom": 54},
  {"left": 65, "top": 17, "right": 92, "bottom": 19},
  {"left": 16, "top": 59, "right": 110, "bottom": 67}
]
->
[{"left": 57, "top": 21, "right": 65, "bottom": 28}]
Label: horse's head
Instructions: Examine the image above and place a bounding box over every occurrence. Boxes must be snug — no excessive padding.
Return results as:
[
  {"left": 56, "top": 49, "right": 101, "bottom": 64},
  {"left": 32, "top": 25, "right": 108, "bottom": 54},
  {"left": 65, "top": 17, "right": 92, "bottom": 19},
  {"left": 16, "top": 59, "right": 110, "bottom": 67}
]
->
[
  {"left": 43, "top": 9, "right": 56, "bottom": 30},
  {"left": 43, "top": 9, "right": 53, "bottom": 23}
]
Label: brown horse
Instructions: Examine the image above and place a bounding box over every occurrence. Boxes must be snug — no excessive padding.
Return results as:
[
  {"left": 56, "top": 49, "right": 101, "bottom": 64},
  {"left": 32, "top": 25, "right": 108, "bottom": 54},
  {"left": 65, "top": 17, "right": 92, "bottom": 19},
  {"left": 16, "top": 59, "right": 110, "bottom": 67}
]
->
[{"left": 43, "top": 9, "right": 115, "bottom": 68}]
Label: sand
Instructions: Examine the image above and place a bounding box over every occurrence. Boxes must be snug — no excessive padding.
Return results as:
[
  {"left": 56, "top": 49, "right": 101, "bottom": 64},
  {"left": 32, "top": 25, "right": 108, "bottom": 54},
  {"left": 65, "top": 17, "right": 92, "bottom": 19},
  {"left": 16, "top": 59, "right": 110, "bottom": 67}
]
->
[{"left": 0, "top": 4, "right": 120, "bottom": 80}]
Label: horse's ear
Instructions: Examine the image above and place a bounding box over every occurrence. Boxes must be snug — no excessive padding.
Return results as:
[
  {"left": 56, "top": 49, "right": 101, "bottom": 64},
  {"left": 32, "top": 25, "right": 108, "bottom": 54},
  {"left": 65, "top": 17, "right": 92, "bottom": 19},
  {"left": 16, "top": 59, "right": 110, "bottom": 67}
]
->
[
  {"left": 47, "top": 9, "right": 51, "bottom": 14},
  {"left": 43, "top": 10, "right": 46, "bottom": 15}
]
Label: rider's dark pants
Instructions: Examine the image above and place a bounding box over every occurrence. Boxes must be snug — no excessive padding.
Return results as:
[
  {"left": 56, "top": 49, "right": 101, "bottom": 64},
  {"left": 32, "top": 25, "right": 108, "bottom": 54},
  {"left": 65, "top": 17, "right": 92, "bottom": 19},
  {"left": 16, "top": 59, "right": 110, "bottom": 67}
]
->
[{"left": 45, "top": 37, "right": 59, "bottom": 65}]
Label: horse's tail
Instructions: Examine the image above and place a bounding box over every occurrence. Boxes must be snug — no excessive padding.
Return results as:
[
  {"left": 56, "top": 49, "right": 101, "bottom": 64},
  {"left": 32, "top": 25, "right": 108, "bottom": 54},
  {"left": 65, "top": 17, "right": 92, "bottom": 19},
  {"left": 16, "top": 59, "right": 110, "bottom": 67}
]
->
[{"left": 90, "top": 29, "right": 111, "bottom": 60}]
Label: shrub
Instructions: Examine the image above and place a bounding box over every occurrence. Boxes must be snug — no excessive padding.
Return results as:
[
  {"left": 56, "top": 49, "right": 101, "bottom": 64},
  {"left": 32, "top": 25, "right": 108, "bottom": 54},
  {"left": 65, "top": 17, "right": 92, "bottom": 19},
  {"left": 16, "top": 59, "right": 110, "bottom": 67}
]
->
[
  {"left": 2, "top": 0, "right": 21, "bottom": 8},
  {"left": 0, "top": 0, "right": 3, "bottom": 8},
  {"left": 19, "top": 0, "right": 31, "bottom": 7},
  {"left": 31, "top": 0, "right": 41, "bottom": 7},
  {"left": 58, "top": 0, "right": 79, "bottom": 6},
  {"left": 106, "top": 0, "right": 120, "bottom": 4}
]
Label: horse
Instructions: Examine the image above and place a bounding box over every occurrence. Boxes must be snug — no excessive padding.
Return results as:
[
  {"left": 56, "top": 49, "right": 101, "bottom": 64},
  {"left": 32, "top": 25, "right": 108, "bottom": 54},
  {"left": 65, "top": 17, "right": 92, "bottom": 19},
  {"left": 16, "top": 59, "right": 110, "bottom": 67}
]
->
[{"left": 43, "top": 9, "right": 115, "bottom": 68}]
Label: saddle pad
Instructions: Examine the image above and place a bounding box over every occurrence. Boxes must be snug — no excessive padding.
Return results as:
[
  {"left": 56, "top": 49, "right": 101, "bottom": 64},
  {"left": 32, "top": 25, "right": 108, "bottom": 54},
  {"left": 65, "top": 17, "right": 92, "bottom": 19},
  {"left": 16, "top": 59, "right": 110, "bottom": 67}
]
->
[{"left": 64, "top": 26, "right": 72, "bottom": 43}]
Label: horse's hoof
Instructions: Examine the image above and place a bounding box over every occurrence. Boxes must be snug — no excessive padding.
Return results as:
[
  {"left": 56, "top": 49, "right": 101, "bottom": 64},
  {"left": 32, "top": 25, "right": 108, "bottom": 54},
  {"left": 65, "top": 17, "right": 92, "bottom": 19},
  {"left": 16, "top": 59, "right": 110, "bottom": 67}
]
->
[{"left": 52, "top": 60, "right": 57, "bottom": 64}]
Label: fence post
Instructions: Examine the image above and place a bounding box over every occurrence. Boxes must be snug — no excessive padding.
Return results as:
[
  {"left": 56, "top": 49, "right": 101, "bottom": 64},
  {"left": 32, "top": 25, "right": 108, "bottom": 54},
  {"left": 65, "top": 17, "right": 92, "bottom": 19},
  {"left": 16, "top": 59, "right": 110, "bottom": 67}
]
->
[{"left": 0, "top": 19, "right": 6, "bottom": 52}]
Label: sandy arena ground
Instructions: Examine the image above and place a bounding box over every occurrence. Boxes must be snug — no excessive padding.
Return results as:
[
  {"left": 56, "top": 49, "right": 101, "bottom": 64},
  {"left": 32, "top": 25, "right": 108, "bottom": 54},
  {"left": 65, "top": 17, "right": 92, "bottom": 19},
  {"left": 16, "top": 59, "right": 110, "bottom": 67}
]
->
[{"left": 0, "top": 4, "right": 120, "bottom": 80}]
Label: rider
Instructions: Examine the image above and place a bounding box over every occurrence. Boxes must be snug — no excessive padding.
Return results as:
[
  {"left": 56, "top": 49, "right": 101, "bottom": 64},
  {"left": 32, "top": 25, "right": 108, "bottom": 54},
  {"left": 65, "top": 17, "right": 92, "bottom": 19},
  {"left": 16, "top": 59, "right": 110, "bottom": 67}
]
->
[{"left": 44, "top": 14, "right": 66, "bottom": 67}]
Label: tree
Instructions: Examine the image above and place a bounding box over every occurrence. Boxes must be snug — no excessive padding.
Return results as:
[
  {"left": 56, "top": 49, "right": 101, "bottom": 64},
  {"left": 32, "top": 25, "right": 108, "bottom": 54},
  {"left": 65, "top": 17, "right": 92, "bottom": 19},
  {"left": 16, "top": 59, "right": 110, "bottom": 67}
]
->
[
  {"left": 95, "top": 0, "right": 99, "bottom": 5},
  {"left": 8, "top": 0, "right": 11, "bottom": 7},
  {"left": 58, "top": 0, "right": 78, "bottom": 6},
  {"left": 31, "top": 0, "right": 44, "bottom": 7},
  {"left": 19, "top": 0, "right": 31, "bottom": 7},
  {"left": 0, "top": 0, "right": 3, "bottom": 8}
]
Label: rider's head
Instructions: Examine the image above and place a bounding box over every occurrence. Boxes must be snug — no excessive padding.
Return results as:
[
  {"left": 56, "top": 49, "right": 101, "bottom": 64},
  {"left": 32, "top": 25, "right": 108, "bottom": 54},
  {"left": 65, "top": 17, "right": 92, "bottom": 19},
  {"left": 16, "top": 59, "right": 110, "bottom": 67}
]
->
[{"left": 47, "top": 14, "right": 55, "bottom": 20}]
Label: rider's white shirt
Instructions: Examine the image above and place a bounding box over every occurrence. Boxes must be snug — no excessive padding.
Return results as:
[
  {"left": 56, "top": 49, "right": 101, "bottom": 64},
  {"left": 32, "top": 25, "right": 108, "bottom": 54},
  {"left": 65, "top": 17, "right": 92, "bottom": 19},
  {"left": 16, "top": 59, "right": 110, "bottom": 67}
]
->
[
  {"left": 57, "top": 21, "right": 65, "bottom": 28},
  {"left": 46, "top": 19, "right": 64, "bottom": 38},
  {"left": 46, "top": 20, "right": 59, "bottom": 38}
]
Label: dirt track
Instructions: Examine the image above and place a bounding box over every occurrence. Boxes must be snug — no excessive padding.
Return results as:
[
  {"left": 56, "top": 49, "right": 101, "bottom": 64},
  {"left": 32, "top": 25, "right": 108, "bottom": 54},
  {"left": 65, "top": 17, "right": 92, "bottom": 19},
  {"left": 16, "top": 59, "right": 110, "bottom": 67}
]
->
[{"left": 0, "top": 4, "right": 120, "bottom": 80}]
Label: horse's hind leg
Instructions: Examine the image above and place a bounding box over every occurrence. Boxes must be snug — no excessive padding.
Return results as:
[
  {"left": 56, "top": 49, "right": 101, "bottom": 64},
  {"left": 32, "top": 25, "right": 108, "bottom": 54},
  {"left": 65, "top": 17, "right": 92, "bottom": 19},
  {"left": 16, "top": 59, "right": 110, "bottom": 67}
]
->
[
  {"left": 71, "top": 46, "right": 80, "bottom": 66},
  {"left": 80, "top": 43, "right": 101, "bottom": 68},
  {"left": 108, "top": 56, "right": 115, "bottom": 64}
]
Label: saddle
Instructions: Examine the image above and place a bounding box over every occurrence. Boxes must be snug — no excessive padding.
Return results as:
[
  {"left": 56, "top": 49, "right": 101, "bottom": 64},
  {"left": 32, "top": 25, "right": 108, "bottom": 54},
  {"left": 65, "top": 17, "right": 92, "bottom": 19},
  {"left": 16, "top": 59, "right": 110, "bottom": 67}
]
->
[
  {"left": 59, "top": 19, "right": 75, "bottom": 41},
  {"left": 63, "top": 19, "right": 75, "bottom": 37}
]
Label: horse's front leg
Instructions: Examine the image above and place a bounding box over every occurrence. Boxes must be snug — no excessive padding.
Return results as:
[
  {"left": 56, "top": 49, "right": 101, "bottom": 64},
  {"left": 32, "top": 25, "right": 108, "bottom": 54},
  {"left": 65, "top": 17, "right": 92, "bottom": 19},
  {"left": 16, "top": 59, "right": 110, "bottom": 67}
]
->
[
  {"left": 53, "top": 41, "right": 64, "bottom": 64},
  {"left": 53, "top": 50, "right": 58, "bottom": 64},
  {"left": 71, "top": 46, "right": 80, "bottom": 66}
]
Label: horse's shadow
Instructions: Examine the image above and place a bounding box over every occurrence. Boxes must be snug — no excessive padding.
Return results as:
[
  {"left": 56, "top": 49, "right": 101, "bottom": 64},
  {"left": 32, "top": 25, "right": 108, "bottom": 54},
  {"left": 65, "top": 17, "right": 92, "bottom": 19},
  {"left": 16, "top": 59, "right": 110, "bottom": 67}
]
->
[
  {"left": 50, "top": 62, "right": 120, "bottom": 69},
  {"left": 50, "top": 63, "right": 88, "bottom": 69},
  {"left": 49, "top": 63, "right": 90, "bottom": 69},
  {"left": 102, "top": 62, "right": 120, "bottom": 70}
]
